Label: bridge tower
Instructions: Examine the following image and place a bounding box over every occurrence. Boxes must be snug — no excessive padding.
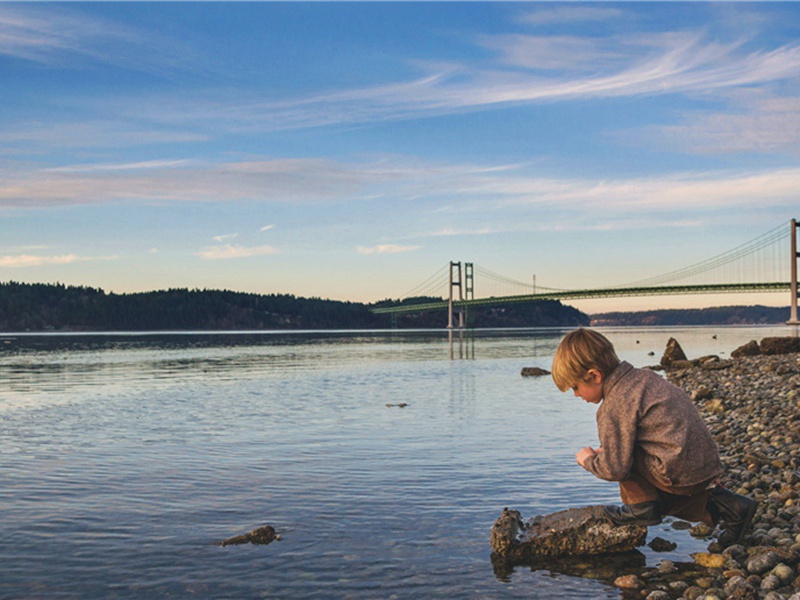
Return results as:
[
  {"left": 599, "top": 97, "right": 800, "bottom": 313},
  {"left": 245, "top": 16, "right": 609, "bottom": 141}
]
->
[
  {"left": 447, "top": 261, "right": 465, "bottom": 329},
  {"left": 790, "top": 219, "right": 799, "bottom": 325}
]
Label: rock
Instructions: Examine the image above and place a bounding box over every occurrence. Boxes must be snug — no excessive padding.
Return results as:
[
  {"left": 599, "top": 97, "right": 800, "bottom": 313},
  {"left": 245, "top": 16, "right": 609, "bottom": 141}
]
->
[
  {"left": 520, "top": 367, "right": 551, "bottom": 377},
  {"left": 690, "top": 523, "right": 714, "bottom": 537},
  {"left": 489, "top": 505, "right": 647, "bottom": 560},
  {"left": 694, "top": 552, "right": 727, "bottom": 568},
  {"left": 731, "top": 340, "right": 760, "bottom": 358},
  {"left": 218, "top": 524, "right": 281, "bottom": 546},
  {"left": 759, "top": 337, "right": 800, "bottom": 355},
  {"left": 724, "top": 575, "right": 757, "bottom": 600},
  {"left": 645, "top": 591, "right": 670, "bottom": 600},
  {"left": 648, "top": 536, "right": 677, "bottom": 552},
  {"left": 746, "top": 551, "right": 781, "bottom": 575},
  {"left": 613, "top": 574, "right": 642, "bottom": 589},
  {"left": 661, "top": 337, "right": 688, "bottom": 368}
]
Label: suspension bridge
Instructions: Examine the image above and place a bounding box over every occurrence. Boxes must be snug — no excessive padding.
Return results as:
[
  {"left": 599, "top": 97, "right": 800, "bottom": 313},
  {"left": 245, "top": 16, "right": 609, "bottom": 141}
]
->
[{"left": 372, "top": 219, "right": 800, "bottom": 327}]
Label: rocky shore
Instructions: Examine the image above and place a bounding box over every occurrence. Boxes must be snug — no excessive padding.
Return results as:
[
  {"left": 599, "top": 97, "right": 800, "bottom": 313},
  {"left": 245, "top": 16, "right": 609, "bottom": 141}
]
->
[{"left": 618, "top": 337, "right": 800, "bottom": 600}]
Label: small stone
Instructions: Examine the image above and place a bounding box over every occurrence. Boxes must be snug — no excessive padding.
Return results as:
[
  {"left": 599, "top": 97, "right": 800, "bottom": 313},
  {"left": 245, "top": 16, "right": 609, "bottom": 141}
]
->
[
  {"left": 760, "top": 574, "right": 781, "bottom": 591},
  {"left": 694, "top": 552, "right": 727, "bottom": 568},
  {"left": 683, "top": 585, "right": 705, "bottom": 600},
  {"left": 763, "top": 592, "right": 787, "bottom": 600},
  {"left": 671, "top": 520, "right": 692, "bottom": 530},
  {"left": 613, "top": 574, "right": 642, "bottom": 589},
  {"left": 648, "top": 536, "right": 678, "bottom": 552},
  {"left": 771, "top": 563, "right": 794, "bottom": 585},
  {"left": 657, "top": 559, "right": 677, "bottom": 574},
  {"left": 645, "top": 592, "right": 670, "bottom": 600},
  {"left": 690, "top": 523, "right": 714, "bottom": 537},
  {"left": 520, "top": 367, "right": 550, "bottom": 377},
  {"left": 724, "top": 575, "right": 757, "bottom": 600},
  {"left": 746, "top": 551, "right": 781, "bottom": 575}
]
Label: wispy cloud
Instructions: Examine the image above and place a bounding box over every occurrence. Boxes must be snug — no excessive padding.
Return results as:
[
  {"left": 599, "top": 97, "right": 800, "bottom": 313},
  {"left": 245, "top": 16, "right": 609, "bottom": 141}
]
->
[
  {"left": 357, "top": 244, "right": 420, "bottom": 255},
  {"left": 0, "top": 253, "right": 80, "bottom": 267},
  {"left": 3, "top": 156, "right": 800, "bottom": 220},
  {"left": 0, "top": 5, "right": 201, "bottom": 75},
  {"left": 112, "top": 31, "right": 800, "bottom": 135},
  {"left": 631, "top": 93, "right": 800, "bottom": 155},
  {"left": 196, "top": 244, "right": 280, "bottom": 260},
  {"left": 260, "top": 225, "right": 275, "bottom": 232},
  {"left": 212, "top": 233, "right": 238, "bottom": 243}
]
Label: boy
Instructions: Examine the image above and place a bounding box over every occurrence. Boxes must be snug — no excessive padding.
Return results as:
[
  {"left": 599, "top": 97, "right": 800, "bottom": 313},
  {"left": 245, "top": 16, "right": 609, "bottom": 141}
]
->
[{"left": 551, "top": 328, "right": 757, "bottom": 545}]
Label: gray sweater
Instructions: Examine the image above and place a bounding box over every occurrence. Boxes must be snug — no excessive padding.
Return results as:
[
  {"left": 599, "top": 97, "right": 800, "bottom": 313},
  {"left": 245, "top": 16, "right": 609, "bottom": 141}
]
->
[{"left": 583, "top": 361, "right": 722, "bottom": 489}]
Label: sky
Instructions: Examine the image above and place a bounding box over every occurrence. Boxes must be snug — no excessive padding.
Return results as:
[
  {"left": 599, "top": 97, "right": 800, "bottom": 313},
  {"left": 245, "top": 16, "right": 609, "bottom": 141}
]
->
[{"left": 2, "top": 2, "right": 800, "bottom": 314}]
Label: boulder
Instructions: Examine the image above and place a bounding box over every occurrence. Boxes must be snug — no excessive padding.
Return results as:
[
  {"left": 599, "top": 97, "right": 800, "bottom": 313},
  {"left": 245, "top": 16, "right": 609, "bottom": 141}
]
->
[
  {"left": 759, "top": 337, "right": 800, "bottom": 356},
  {"left": 490, "top": 506, "right": 647, "bottom": 561},
  {"left": 521, "top": 367, "right": 551, "bottom": 377},
  {"left": 731, "top": 340, "right": 760, "bottom": 359},
  {"left": 218, "top": 524, "right": 281, "bottom": 547},
  {"left": 661, "top": 338, "right": 688, "bottom": 369}
]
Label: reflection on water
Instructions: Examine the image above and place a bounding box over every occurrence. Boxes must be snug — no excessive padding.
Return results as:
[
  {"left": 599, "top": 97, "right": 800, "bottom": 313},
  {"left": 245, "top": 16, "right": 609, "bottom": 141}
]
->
[{"left": 0, "top": 326, "right": 793, "bottom": 598}]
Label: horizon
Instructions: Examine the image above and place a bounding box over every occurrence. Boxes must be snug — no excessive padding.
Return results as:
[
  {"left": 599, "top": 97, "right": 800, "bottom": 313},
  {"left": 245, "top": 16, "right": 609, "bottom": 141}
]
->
[{"left": 2, "top": 3, "right": 799, "bottom": 313}]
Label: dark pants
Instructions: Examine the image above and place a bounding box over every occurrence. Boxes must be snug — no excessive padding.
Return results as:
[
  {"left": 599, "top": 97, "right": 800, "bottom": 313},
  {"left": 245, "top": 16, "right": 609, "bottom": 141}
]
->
[{"left": 618, "top": 456, "right": 715, "bottom": 525}]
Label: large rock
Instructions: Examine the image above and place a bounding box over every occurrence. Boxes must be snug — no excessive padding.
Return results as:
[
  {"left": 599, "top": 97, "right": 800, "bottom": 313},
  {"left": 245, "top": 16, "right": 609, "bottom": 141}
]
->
[
  {"left": 490, "top": 506, "right": 647, "bottom": 561},
  {"left": 731, "top": 340, "right": 760, "bottom": 358},
  {"left": 661, "top": 338, "right": 688, "bottom": 369},
  {"left": 759, "top": 337, "right": 800, "bottom": 356}
]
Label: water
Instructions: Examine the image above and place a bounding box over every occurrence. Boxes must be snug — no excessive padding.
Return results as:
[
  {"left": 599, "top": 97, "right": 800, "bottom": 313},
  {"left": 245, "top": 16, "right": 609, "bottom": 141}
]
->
[{"left": 0, "top": 325, "right": 793, "bottom": 599}]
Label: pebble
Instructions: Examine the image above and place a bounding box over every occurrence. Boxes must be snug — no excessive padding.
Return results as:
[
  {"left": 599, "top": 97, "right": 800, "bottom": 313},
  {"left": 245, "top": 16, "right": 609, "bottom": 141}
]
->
[{"left": 623, "top": 347, "right": 800, "bottom": 599}]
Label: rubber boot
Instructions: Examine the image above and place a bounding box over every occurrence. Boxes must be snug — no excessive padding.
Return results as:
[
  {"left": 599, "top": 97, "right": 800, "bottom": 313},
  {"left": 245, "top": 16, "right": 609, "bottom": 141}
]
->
[
  {"left": 707, "top": 485, "right": 757, "bottom": 545},
  {"left": 603, "top": 501, "right": 662, "bottom": 526}
]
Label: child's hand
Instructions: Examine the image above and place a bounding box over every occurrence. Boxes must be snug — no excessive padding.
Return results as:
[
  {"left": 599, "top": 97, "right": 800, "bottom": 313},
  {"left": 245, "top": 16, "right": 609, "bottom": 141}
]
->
[{"left": 575, "top": 446, "right": 598, "bottom": 468}]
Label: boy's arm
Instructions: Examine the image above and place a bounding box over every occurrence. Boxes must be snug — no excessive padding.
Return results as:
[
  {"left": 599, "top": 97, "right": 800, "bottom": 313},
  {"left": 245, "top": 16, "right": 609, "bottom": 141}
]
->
[
  {"left": 582, "top": 406, "right": 636, "bottom": 481},
  {"left": 576, "top": 446, "right": 599, "bottom": 467}
]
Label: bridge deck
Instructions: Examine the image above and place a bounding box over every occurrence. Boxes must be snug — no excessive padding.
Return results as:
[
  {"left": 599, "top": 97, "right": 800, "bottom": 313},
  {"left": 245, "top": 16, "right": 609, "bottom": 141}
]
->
[{"left": 371, "top": 282, "right": 791, "bottom": 314}]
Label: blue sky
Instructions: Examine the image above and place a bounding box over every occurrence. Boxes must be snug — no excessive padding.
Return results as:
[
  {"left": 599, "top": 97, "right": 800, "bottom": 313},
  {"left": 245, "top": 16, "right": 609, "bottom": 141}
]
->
[{"left": 2, "top": 2, "right": 800, "bottom": 313}]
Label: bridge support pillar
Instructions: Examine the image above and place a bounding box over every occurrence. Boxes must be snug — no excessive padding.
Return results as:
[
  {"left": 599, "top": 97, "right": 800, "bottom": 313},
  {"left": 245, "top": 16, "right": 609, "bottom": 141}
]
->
[
  {"left": 448, "top": 261, "right": 465, "bottom": 329},
  {"left": 789, "top": 219, "right": 800, "bottom": 325}
]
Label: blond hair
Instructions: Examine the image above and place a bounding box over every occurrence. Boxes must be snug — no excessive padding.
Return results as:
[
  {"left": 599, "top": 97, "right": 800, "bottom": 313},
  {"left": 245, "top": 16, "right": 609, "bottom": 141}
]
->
[{"left": 551, "top": 328, "right": 620, "bottom": 392}]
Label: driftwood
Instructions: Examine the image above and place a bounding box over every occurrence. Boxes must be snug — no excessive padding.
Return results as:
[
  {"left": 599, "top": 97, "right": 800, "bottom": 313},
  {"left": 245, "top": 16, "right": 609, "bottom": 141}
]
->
[
  {"left": 490, "top": 506, "right": 647, "bottom": 562},
  {"left": 218, "top": 524, "right": 281, "bottom": 547}
]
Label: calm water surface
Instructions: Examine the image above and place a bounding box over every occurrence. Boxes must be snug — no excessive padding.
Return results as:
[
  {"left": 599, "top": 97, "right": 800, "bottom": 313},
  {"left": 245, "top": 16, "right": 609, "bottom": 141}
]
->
[{"left": 0, "top": 326, "right": 793, "bottom": 599}]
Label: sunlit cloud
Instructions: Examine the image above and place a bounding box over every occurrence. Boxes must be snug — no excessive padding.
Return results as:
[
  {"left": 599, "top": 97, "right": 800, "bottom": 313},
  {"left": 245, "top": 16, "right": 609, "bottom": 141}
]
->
[
  {"left": 0, "top": 253, "right": 81, "bottom": 267},
  {"left": 260, "top": 224, "right": 275, "bottom": 232},
  {"left": 196, "top": 244, "right": 280, "bottom": 260},
  {"left": 357, "top": 244, "right": 420, "bottom": 255}
]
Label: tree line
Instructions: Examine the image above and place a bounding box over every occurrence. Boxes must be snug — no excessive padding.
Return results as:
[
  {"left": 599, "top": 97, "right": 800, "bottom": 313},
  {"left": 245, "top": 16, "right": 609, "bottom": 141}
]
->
[{"left": 0, "top": 282, "right": 589, "bottom": 332}]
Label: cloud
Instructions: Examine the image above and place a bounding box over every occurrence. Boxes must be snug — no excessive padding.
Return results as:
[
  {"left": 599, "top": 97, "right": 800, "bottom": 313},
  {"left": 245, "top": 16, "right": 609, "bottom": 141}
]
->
[
  {"left": 3, "top": 155, "right": 800, "bottom": 221},
  {"left": 212, "top": 233, "right": 238, "bottom": 242},
  {"left": 0, "top": 5, "right": 202, "bottom": 75},
  {"left": 112, "top": 31, "right": 800, "bottom": 134},
  {"left": 0, "top": 253, "right": 81, "bottom": 267},
  {"left": 517, "top": 6, "right": 625, "bottom": 25},
  {"left": 357, "top": 244, "right": 420, "bottom": 255},
  {"left": 260, "top": 225, "right": 275, "bottom": 232},
  {"left": 196, "top": 244, "right": 280, "bottom": 260},
  {"left": 631, "top": 94, "right": 800, "bottom": 155}
]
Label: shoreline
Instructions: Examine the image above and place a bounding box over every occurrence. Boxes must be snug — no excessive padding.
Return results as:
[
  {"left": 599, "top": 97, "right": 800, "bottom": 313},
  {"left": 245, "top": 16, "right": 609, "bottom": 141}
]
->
[{"left": 625, "top": 343, "right": 800, "bottom": 599}]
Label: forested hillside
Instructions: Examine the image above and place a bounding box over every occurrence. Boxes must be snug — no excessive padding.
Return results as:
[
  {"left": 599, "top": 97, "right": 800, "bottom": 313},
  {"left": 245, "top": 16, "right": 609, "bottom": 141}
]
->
[
  {"left": 591, "top": 305, "right": 792, "bottom": 326},
  {"left": 0, "top": 282, "right": 589, "bottom": 331}
]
